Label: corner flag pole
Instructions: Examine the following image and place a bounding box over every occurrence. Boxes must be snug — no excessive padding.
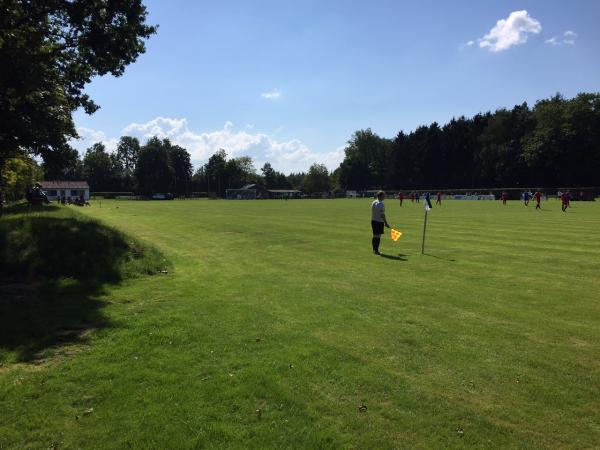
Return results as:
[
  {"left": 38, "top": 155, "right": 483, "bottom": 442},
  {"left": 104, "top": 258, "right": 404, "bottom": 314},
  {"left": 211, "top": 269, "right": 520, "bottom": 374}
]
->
[
  {"left": 421, "top": 193, "right": 433, "bottom": 255},
  {"left": 421, "top": 208, "right": 428, "bottom": 254}
]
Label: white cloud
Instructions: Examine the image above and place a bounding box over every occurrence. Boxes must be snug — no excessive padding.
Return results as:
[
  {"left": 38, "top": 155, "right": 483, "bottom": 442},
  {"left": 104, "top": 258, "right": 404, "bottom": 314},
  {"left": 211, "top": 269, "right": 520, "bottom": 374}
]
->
[
  {"left": 459, "top": 40, "right": 475, "bottom": 50},
  {"left": 123, "top": 117, "right": 188, "bottom": 138},
  {"left": 71, "top": 127, "right": 119, "bottom": 153},
  {"left": 73, "top": 118, "right": 345, "bottom": 174},
  {"left": 563, "top": 30, "right": 577, "bottom": 45},
  {"left": 545, "top": 30, "right": 578, "bottom": 46},
  {"left": 261, "top": 89, "right": 281, "bottom": 99},
  {"left": 478, "top": 10, "right": 542, "bottom": 52}
]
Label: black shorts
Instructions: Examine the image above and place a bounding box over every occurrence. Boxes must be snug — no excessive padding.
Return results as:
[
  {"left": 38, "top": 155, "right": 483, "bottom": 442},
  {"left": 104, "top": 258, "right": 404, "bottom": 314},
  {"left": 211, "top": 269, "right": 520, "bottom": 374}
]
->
[{"left": 371, "top": 220, "right": 384, "bottom": 235}]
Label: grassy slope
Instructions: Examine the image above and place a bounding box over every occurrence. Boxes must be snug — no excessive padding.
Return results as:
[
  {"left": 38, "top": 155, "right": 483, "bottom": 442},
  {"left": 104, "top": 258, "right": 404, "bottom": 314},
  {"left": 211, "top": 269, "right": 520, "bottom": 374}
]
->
[{"left": 1, "top": 199, "right": 600, "bottom": 449}]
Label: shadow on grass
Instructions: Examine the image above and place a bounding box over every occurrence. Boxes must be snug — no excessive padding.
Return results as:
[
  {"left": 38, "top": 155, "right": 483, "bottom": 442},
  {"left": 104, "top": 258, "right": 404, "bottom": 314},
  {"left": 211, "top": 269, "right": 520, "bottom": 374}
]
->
[
  {"left": 0, "top": 201, "right": 62, "bottom": 217},
  {"left": 0, "top": 278, "right": 110, "bottom": 363},
  {"left": 0, "top": 211, "right": 163, "bottom": 363},
  {"left": 379, "top": 253, "right": 408, "bottom": 261}
]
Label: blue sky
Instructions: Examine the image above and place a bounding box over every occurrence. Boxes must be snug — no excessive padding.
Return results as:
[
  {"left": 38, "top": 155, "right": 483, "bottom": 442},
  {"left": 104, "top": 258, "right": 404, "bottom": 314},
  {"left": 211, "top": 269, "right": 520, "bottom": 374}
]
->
[{"left": 72, "top": 0, "right": 600, "bottom": 174}]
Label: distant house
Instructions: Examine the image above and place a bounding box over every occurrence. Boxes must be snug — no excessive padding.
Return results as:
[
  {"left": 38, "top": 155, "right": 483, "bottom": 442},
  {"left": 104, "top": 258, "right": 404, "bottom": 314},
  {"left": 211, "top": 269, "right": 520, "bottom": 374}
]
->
[
  {"left": 226, "top": 184, "right": 301, "bottom": 199},
  {"left": 266, "top": 189, "right": 301, "bottom": 199},
  {"left": 40, "top": 181, "right": 90, "bottom": 201},
  {"left": 226, "top": 183, "right": 263, "bottom": 199}
]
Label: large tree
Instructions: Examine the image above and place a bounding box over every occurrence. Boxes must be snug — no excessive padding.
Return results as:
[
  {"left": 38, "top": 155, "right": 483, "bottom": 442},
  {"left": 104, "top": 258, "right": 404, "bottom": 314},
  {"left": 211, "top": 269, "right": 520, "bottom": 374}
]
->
[
  {"left": 168, "top": 142, "right": 193, "bottom": 196},
  {"left": 261, "top": 162, "right": 276, "bottom": 188},
  {"left": 192, "top": 166, "right": 208, "bottom": 193},
  {"left": 338, "top": 129, "right": 390, "bottom": 190},
  {"left": 205, "top": 149, "right": 228, "bottom": 196},
  {"left": 0, "top": 0, "right": 156, "bottom": 161},
  {"left": 226, "top": 156, "right": 257, "bottom": 189},
  {"left": 116, "top": 136, "right": 141, "bottom": 191},
  {"left": 194, "top": 153, "right": 259, "bottom": 195},
  {"left": 135, "top": 137, "right": 174, "bottom": 195},
  {"left": 1, "top": 155, "right": 43, "bottom": 202},
  {"left": 41, "top": 146, "right": 84, "bottom": 181},
  {"left": 303, "top": 163, "right": 331, "bottom": 193},
  {"left": 287, "top": 172, "right": 305, "bottom": 190},
  {"left": 260, "top": 162, "right": 289, "bottom": 189},
  {"left": 83, "top": 142, "right": 122, "bottom": 191}
]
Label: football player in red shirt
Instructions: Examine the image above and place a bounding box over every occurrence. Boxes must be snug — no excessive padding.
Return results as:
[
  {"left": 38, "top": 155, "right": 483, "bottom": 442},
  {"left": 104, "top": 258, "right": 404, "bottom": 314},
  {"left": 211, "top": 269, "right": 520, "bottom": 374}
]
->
[
  {"left": 533, "top": 191, "right": 542, "bottom": 210},
  {"left": 561, "top": 191, "right": 569, "bottom": 212}
]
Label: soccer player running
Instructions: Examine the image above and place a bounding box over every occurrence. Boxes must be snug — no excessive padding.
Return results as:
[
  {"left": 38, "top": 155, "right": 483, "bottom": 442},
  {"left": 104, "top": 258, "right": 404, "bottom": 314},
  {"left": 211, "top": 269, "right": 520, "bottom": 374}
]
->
[
  {"left": 398, "top": 191, "right": 404, "bottom": 206},
  {"left": 533, "top": 190, "right": 542, "bottom": 210},
  {"left": 561, "top": 191, "right": 569, "bottom": 212},
  {"left": 523, "top": 191, "right": 530, "bottom": 206},
  {"left": 436, "top": 192, "right": 442, "bottom": 205},
  {"left": 425, "top": 192, "right": 433, "bottom": 209},
  {"left": 371, "top": 191, "right": 391, "bottom": 255}
]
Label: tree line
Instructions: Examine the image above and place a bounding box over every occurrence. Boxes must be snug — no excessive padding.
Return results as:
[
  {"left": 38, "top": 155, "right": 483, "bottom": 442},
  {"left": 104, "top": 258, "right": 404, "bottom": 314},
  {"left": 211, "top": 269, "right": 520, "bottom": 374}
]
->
[
  {"left": 29, "top": 136, "right": 332, "bottom": 196},
  {"left": 4, "top": 91, "right": 599, "bottom": 201},
  {"left": 191, "top": 150, "right": 331, "bottom": 197},
  {"left": 336, "top": 93, "right": 600, "bottom": 190},
  {"left": 40, "top": 136, "right": 193, "bottom": 196},
  {"left": 5, "top": 91, "right": 600, "bottom": 201}
]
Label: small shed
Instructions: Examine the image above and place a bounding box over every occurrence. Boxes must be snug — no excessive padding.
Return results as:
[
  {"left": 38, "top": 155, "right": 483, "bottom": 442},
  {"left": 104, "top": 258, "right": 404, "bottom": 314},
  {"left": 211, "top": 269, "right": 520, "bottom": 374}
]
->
[
  {"left": 40, "top": 181, "right": 90, "bottom": 201},
  {"left": 226, "top": 183, "right": 263, "bottom": 199}
]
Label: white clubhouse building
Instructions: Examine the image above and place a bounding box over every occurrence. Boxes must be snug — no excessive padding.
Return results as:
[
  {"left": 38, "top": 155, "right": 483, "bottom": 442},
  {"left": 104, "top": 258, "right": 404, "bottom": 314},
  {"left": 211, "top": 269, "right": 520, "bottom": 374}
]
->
[{"left": 40, "top": 181, "right": 90, "bottom": 201}]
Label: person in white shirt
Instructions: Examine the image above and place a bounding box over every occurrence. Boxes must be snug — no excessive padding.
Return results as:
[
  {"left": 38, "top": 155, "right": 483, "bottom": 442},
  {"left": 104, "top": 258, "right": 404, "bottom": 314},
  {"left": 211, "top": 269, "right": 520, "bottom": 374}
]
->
[{"left": 371, "top": 191, "right": 391, "bottom": 255}]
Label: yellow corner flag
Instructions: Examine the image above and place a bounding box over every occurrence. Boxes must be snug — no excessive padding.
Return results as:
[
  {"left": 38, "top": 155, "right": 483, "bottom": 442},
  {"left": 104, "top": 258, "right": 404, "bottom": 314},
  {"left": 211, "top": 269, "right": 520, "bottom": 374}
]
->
[{"left": 391, "top": 228, "right": 403, "bottom": 242}]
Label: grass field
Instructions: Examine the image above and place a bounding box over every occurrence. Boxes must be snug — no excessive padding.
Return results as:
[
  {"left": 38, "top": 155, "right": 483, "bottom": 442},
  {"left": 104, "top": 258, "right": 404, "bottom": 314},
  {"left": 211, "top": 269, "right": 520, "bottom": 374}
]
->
[{"left": 2, "top": 198, "right": 600, "bottom": 449}]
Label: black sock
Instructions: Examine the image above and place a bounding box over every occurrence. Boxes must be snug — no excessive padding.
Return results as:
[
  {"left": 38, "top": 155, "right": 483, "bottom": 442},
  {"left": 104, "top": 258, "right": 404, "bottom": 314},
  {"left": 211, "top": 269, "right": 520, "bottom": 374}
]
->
[{"left": 375, "top": 237, "right": 381, "bottom": 252}]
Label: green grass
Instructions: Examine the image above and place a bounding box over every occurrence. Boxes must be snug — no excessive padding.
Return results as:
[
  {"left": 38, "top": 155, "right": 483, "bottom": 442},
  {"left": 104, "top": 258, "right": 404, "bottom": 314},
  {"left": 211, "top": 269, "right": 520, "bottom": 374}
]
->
[
  {"left": 1, "top": 198, "right": 600, "bottom": 449},
  {"left": 0, "top": 203, "right": 167, "bottom": 364}
]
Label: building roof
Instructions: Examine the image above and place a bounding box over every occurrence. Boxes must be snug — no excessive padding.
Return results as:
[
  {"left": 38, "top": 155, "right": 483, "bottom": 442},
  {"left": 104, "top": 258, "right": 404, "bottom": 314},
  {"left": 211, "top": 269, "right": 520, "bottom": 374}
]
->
[
  {"left": 39, "top": 181, "right": 90, "bottom": 189},
  {"left": 267, "top": 189, "right": 300, "bottom": 193},
  {"left": 240, "top": 184, "right": 257, "bottom": 190}
]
